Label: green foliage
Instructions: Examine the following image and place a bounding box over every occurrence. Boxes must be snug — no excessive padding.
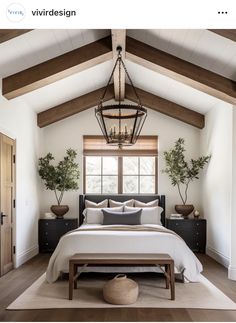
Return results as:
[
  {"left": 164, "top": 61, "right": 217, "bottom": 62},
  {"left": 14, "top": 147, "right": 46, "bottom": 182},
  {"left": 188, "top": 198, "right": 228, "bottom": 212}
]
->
[
  {"left": 162, "top": 138, "right": 210, "bottom": 204},
  {"left": 38, "top": 148, "right": 80, "bottom": 205}
]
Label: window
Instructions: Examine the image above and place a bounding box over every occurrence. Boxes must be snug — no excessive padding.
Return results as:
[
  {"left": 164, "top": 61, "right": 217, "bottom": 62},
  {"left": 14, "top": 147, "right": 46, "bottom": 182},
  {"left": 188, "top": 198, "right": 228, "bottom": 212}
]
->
[{"left": 84, "top": 136, "right": 158, "bottom": 194}]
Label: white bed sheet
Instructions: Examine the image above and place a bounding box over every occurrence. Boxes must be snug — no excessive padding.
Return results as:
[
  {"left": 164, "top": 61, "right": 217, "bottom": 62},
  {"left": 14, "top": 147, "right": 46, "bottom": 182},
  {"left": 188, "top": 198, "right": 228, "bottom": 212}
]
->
[{"left": 46, "top": 224, "right": 203, "bottom": 283}]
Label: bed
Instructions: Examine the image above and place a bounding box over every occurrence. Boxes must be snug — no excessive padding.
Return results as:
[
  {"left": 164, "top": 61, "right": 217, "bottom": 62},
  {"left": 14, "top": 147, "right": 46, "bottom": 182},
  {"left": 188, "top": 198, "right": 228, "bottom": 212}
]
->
[{"left": 46, "top": 194, "right": 203, "bottom": 283}]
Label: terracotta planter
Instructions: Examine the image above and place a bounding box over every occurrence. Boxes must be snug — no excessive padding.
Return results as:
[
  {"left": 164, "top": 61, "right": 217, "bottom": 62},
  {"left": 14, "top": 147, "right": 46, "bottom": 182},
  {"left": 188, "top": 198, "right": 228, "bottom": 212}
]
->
[
  {"left": 50, "top": 205, "right": 69, "bottom": 219},
  {"left": 175, "top": 204, "right": 194, "bottom": 218},
  {"left": 103, "top": 274, "right": 139, "bottom": 305}
]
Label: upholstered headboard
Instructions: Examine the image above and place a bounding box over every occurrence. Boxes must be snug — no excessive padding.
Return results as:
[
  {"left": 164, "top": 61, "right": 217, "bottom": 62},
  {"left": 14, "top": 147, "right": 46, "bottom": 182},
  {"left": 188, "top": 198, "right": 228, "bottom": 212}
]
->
[{"left": 79, "top": 194, "right": 166, "bottom": 226}]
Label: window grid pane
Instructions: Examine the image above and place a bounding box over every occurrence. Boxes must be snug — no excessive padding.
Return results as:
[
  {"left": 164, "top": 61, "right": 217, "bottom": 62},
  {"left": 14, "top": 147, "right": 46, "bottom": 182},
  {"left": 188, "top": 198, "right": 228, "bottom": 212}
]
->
[
  {"left": 102, "top": 176, "right": 118, "bottom": 194},
  {"left": 85, "top": 156, "right": 157, "bottom": 194}
]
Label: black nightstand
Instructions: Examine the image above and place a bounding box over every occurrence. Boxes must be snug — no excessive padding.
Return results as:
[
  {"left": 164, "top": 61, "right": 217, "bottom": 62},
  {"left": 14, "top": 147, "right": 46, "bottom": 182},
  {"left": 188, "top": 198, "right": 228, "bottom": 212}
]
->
[
  {"left": 39, "top": 218, "right": 78, "bottom": 253},
  {"left": 166, "top": 218, "right": 206, "bottom": 253}
]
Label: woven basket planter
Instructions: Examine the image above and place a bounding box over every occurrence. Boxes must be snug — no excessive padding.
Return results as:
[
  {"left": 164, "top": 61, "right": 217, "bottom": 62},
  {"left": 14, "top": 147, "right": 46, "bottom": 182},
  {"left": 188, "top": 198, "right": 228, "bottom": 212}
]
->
[{"left": 103, "top": 274, "right": 139, "bottom": 305}]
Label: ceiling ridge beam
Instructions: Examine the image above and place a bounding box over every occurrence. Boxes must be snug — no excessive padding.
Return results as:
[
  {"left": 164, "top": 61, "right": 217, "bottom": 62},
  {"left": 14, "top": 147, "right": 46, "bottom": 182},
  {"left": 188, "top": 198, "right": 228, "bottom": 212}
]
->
[
  {"left": 125, "top": 83, "right": 205, "bottom": 129},
  {"left": 0, "top": 29, "right": 33, "bottom": 44},
  {"left": 3, "top": 36, "right": 112, "bottom": 100},
  {"left": 111, "top": 29, "right": 126, "bottom": 100},
  {"left": 126, "top": 36, "right": 236, "bottom": 105},
  {"left": 37, "top": 84, "right": 114, "bottom": 128}
]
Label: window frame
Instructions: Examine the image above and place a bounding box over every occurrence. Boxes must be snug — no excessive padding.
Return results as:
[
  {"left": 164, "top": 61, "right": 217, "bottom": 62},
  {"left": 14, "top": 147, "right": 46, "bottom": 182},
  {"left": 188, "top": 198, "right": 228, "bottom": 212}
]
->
[{"left": 83, "top": 155, "right": 158, "bottom": 194}]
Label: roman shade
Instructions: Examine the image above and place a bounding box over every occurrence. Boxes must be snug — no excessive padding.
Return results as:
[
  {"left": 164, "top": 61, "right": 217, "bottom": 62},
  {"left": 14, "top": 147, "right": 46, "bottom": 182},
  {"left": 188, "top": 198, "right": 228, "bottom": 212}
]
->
[{"left": 83, "top": 135, "right": 158, "bottom": 156}]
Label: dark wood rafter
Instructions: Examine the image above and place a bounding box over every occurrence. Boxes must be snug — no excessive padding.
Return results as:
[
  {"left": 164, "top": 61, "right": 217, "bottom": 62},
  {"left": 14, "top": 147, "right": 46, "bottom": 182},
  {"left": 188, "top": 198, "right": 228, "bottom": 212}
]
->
[
  {"left": 125, "top": 84, "right": 205, "bottom": 129},
  {"left": 3, "top": 36, "right": 112, "bottom": 99},
  {"left": 37, "top": 83, "right": 204, "bottom": 129},
  {"left": 126, "top": 36, "right": 236, "bottom": 105},
  {"left": 208, "top": 29, "right": 236, "bottom": 42},
  {"left": 37, "top": 85, "right": 114, "bottom": 128},
  {"left": 0, "top": 29, "right": 32, "bottom": 44}
]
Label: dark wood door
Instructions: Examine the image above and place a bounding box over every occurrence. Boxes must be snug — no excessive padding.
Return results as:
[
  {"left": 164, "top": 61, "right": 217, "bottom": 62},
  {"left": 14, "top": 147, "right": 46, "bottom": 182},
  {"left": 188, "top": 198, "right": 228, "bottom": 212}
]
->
[{"left": 0, "top": 134, "right": 15, "bottom": 276}]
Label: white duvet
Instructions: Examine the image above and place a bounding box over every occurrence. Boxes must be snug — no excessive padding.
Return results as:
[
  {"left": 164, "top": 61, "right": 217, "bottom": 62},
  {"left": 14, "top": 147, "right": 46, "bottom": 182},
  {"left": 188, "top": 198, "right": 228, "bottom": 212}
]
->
[{"left": 46, "top": 224, "right": 203, "bottom": 283}]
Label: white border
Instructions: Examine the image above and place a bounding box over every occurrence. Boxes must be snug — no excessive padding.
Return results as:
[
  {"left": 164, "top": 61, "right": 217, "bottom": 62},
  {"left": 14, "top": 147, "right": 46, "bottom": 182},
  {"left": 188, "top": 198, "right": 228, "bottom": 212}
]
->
[{"left": 0, "top": 0, "right": 236, "bottom": 28}]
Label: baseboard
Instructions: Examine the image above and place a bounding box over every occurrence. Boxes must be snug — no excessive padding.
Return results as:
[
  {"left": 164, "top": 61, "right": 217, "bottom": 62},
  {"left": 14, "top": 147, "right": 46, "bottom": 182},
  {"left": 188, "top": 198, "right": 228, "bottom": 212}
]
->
[
  {"left": 16, "top": 245, "right": 39, "bottom": 267},
  {"left": 228, "top": 265, "right": 236, "bottom": 281},
  {"left": 206, "top": 246, "right": 230, "bottom": 268}
]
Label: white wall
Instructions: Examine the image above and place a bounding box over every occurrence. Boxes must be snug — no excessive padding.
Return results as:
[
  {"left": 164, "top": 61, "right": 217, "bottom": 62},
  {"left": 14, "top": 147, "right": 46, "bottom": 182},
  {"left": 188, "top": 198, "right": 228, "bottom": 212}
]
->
[
  {"left": 40, "top": 101, "right": 201, "bottom": 217},
  {"left": 200, "top": 102, "right": 233, "bottom": 267},
  {"left": 0, "top": 93, "right": 41, "bottom": 267}
]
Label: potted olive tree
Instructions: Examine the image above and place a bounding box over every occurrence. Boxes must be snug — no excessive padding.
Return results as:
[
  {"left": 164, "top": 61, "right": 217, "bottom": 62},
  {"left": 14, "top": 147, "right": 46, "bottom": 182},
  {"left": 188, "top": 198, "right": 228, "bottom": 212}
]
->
[
  {"left": 162, "top": 138, "right": 210, "bottom": 217},
  {"left": 38, "top": 148, "right": 80, "bottom": 219}
]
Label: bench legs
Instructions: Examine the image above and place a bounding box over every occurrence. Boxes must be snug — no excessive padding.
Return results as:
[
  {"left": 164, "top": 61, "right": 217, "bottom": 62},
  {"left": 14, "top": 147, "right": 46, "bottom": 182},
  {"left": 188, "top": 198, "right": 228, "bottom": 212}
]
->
[
  {"left": 159, "top": 263, "right": 175, "bottom": 300},
  {"left": 69, "top": 263, "right": 75, "bottom": 300},
  {"left": 170, "top": 262, "right": 175, "bottom": 300},
  {"left": 69, "top": 264, "right": 88, "bottom": 300}
]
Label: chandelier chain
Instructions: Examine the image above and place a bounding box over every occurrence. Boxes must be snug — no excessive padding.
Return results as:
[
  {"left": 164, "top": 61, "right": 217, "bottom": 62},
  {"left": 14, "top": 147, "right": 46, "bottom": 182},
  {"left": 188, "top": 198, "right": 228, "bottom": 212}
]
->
[
  {"left": 99, "top": 48, "right": 142, "bottom": 107},
  {"left": 99, "top": 55, "right": 120, "bottom": 103},
  {"left": 120, "top": 59, "right": 142, "bottom": 107}
]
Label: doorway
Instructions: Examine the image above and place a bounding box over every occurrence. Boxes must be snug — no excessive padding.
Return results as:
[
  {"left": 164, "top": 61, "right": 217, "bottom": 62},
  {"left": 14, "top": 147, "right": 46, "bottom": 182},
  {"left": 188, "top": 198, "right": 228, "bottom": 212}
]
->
[{"left": 0, "top": 133, "right": 16, "bottom": 276}]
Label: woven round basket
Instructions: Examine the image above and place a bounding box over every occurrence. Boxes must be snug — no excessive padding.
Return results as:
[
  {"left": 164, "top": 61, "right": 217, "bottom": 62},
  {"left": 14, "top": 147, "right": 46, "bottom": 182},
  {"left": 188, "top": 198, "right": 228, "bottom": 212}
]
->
[{"left": 103, "top": 274, "right": 139, "bottom": 305}]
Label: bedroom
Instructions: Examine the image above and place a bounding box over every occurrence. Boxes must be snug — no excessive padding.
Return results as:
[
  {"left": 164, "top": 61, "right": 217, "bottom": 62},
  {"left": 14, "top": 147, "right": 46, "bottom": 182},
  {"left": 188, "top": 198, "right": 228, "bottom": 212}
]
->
[{"left": 0, "top": 28, "right": 235, "bottom": 322}]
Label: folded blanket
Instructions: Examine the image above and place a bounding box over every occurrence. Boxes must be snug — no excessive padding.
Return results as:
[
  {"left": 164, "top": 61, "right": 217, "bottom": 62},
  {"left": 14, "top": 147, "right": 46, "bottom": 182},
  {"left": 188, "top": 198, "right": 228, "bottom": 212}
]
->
[{"left": 76, "top": 224, "right": 183, "bottom": 240}]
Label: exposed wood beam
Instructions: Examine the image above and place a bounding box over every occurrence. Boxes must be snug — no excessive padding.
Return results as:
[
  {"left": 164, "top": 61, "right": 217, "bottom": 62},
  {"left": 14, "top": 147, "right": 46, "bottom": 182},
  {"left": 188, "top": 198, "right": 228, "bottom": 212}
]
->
[
  {"left": 126, "top": 36, "right": 236, "bottom": 105},
  {"left": 0, "top": 29, "right": 32, "bottom": 44},
  {"left": 208, "top": 29, "right": 236, "bottom": 42},
  {"left": 125, "top": 84, "right": 205, "bottom": 129},
  {"left": 38, "top": 82, "right": 204, "bottom": 129},
  {"left": 37, "top": 85, "right": 114, "bottom": 128},
  {"left": 3, "top": 36, "right": 112, "bottom": 100},
  {"left": 111, "top": 29, "right": 126, "bottom": 101}
]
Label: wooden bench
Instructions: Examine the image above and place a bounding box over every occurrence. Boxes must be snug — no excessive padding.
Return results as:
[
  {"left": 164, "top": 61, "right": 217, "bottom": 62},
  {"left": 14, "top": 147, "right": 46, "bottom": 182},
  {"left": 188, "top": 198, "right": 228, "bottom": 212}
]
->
[{"left": 69, "top": 253, "right": 175, "bottom": 301}]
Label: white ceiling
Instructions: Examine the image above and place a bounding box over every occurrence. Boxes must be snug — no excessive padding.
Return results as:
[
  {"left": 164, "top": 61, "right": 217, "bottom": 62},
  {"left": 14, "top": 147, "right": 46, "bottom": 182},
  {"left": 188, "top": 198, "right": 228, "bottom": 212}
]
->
[
  {"left": 127, "top": 29, "right": 236, "bottom": 81},
  {"left": 0, "top": 29, "right": 235, "bottom": 116}
]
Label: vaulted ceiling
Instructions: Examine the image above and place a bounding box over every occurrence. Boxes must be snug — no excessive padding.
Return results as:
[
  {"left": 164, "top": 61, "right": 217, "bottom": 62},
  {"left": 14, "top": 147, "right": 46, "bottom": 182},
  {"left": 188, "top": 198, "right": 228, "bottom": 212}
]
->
[{"left": 0, "top": 29, "right": 236, "bottom": 129}]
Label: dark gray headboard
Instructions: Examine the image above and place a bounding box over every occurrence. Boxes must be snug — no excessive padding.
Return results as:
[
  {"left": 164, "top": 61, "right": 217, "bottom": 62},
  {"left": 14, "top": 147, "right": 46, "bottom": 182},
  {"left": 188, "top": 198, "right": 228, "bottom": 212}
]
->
[{"left": 79, "top": 194, "right": 166, "bottom": 226}]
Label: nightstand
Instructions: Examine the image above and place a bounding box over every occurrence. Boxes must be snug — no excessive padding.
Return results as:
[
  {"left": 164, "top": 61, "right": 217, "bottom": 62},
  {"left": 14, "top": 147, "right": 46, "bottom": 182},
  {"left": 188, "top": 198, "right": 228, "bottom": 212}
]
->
[
  {"left": 166, "top": 218, "right": 206, "bottom": 253},
  {"left": 39, "top": 218, "right": 78, "bottom": 253}
]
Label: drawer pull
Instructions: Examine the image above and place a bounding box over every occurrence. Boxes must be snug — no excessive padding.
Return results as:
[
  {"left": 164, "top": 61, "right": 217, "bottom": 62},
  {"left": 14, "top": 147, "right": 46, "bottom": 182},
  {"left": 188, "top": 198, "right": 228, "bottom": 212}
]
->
[
  {"left": 196, "top": 223, "right": 199, "bottom": 226},
  {"left": 175, "top": 223, "right": 178, "bottom": 226},
  {"left": 65, "top": 223, "right": 68, "bottom": 226},
  {"left": 196, "top": 232, "right": 199, "bottom": 235},
  {"left": 45, "top": 222, "right": 48, "bottom": 226},
  {"left": 45, "top": 232, "right": 48, "bottom": 235},
  {"left": 45, "top": 242, "right": 48, "bottom": 245},
  {"left": 196, "top": 242, "right": 199, "bottom": 246}
]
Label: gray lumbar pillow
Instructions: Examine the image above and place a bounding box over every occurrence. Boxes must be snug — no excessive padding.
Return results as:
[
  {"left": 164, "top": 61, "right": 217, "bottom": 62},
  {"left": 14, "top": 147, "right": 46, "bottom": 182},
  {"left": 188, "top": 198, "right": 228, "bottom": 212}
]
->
[{"left": 102, "top": 209, "right": 142, "bottom": 225}]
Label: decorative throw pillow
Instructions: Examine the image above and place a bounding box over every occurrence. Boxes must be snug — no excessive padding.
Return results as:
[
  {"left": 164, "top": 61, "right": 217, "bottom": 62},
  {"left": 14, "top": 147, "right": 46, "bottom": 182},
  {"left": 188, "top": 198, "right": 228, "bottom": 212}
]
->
[
  {"left": 102, "top": 209, "right": 142, "bottom": 225},
  {"left": 124, "top": 206, "right": 163, "bottom": 225},
  {"left": 84, "top": 206, "right": 123, "bottom": 224},
  {"left": 134, "top": 199, "right": 159, "bottom": 208},
  {"left": 85, "top": 199, "right": 108, "bottom": 209},
  {"left": 109, "top": 199, "right": 134, "bottom": 208}
]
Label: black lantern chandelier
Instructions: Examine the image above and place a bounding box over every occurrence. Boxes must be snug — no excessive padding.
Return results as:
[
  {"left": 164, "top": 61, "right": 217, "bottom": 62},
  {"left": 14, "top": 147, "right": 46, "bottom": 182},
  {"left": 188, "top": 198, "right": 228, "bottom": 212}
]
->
[{"left": 95, "top": 46, "right": 147, "bottom": 148}]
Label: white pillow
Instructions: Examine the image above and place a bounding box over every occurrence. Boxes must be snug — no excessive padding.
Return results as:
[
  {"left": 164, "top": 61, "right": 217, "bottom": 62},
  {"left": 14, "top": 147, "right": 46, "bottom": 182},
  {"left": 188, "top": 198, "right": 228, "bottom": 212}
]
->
[
  {"left": 109, "top": 199, "right": 134, "bottom": 208},
  {"left": 85, "top": 199, "right": 108, "bottom": 208},
  {"left": 134, "top": 199, "right": 159, "bottom": 208},
  {"left": 124, "top": 206, "right": 163, "bottom": 225},
  {"left": 83, "top": 206, "right": 123, "bottom": 224}
]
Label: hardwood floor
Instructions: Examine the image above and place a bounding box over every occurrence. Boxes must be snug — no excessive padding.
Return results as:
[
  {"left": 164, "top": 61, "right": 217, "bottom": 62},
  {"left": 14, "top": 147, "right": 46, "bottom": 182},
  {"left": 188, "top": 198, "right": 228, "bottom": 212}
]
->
[{"left": 0, "top": 253, "right": 235, "bottom": 321}]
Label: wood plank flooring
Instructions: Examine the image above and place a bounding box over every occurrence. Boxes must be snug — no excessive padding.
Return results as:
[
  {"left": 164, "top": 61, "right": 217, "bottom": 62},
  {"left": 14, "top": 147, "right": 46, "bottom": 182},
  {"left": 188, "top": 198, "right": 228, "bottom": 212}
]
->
[{"left": 0, "top": 253, "right": 235, "bottom": 321}]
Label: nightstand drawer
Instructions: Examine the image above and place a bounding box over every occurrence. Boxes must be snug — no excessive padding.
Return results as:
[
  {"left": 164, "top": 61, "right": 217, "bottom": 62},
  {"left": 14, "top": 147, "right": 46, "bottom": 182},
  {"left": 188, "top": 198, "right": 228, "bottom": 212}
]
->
[
  {"left": 39, "top": 218, "right": 78, "bottom": 253},
  {"left": 166, "top": 218, "right": 206, "bottom": 253}
]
